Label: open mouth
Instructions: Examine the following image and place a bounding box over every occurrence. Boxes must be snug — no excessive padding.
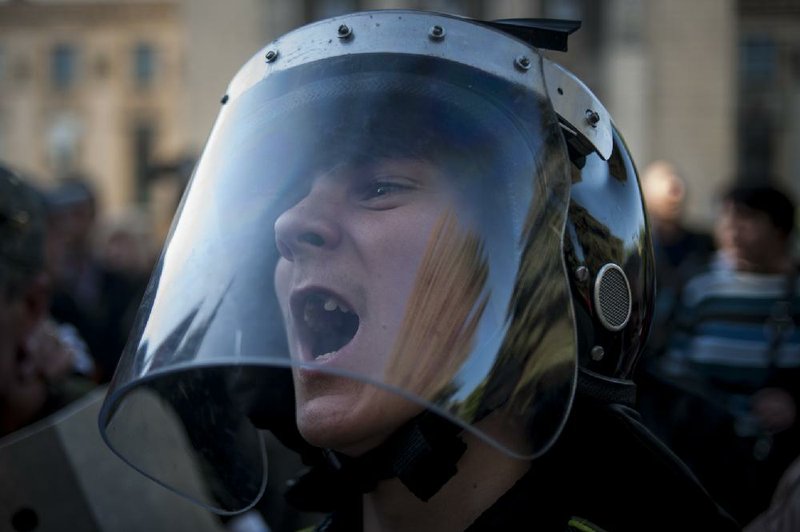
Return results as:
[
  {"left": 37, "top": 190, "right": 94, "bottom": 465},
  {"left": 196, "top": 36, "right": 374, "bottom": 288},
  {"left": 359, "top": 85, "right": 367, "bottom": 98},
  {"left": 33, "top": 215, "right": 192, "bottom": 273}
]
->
[{"left": 298, "top": 291, "right": 360, "bottom": 360}]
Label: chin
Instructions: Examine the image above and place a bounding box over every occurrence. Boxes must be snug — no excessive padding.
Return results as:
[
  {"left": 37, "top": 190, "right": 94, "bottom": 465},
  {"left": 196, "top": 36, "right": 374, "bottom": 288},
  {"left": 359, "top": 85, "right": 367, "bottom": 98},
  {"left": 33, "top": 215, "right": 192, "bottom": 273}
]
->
[{"left": 295, "top": 387, "right": 422, "bottom": 457}]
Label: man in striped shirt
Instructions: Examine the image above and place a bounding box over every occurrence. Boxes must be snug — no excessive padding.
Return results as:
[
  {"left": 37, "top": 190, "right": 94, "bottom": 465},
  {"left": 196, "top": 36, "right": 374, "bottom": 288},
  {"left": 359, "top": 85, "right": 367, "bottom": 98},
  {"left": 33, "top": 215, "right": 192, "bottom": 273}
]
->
[{"left": 655, "top": 184, "right": 799, "bottom": 525}]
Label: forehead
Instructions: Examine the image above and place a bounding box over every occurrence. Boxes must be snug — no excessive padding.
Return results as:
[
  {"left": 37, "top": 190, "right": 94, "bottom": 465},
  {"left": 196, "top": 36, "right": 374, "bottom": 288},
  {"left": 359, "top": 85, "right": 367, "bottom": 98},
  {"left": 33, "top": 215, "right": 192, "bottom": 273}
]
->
[
  {"left": 723, "top": 200, "right": 767, "bottom": 219},
  {"left": 719, "top": 201, "right": 783, "bottom": 237},
  {"left": 315, "top": 157, "right": 448, "bottom": 181}
]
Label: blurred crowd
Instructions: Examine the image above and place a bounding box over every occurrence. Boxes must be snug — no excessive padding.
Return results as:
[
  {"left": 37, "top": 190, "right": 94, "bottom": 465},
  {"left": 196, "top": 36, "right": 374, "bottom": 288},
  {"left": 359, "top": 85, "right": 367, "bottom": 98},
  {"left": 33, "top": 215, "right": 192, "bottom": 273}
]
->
[
  {"left": 1, "top": 154, "right": 799, "bottom": 530},
  {"left": 0, "top": 162, "right": 301, "bottom": 532},
  {"left": 0, "top": 162, "right": 153, "bottom": 438},
  {"left": 636, "top": 160, "right": 800, "bottom": 530}
]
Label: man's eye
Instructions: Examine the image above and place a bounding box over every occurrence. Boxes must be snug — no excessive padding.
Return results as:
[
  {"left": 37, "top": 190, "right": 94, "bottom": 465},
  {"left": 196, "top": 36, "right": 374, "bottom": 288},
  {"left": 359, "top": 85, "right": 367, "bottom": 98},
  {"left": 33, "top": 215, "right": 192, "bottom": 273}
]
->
[
  {"left": 370, "top": 182, "right": 406, "bottom": 197},
  {"left": 359, "top": 180, "right": 416, "bottom": 202}
]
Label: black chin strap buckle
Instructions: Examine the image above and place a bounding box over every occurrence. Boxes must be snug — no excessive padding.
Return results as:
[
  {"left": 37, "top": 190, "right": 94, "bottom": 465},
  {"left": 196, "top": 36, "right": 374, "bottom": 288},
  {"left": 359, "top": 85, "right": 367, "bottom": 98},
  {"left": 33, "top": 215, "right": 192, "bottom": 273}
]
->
[
  {"left": 577, "top": 368, "right": 637, "bottom": 407},
  {"left": 285, "top": 414, "right": 467, "bottom": 511},
  {"left": 320, "top": 413, "right": 467, "bottom": 501},
  {"left": 389, "top": 414, "right": 467, "bottom": 501}
]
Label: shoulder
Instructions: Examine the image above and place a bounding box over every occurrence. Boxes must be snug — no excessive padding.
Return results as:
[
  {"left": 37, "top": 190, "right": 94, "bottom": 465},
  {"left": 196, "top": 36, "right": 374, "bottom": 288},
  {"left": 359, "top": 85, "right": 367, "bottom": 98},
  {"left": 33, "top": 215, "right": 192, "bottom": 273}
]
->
[
  {"left": 553, "top": 403, "right": 741, "bottom": 531},
  {"left": 566, "top": 516, "right": 610, "bottom": 532},
  {"left": 744, "top": 455, "right": 800, "bottom": 532},
  {"left": 467, "top": 402, "right": 740, "bottom": 531}
]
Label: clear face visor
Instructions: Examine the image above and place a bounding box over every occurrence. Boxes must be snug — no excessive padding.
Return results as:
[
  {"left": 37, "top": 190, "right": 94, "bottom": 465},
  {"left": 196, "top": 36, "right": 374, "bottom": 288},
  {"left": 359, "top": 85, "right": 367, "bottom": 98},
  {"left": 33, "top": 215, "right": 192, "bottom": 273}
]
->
[{"left": 100, "top": 48, "right": 577, "bottom": 513}]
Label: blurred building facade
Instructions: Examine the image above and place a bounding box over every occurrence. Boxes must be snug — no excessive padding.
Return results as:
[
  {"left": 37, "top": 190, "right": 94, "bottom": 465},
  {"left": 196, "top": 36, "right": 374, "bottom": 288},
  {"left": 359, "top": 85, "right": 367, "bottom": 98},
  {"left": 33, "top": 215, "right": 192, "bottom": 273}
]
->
[
  {"left": 738, "top": 0, "right": 800, "bottom": 193},
  {"left": 0, "top": 0, "right": 185, "bottom": 219},
  {"left": 0, "top": 0, "right": 798, "bottom": 232}
]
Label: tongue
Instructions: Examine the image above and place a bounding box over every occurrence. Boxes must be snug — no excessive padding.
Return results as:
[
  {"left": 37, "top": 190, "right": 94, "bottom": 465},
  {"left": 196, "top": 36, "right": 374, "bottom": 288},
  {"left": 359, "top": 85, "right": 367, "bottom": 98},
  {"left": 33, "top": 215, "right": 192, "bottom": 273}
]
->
[
  {"left": 312, "top": 329, "right": 351, "bottom": 358},
  {"left": 305, "top": 301, "right": 359, "bottom": 358}
]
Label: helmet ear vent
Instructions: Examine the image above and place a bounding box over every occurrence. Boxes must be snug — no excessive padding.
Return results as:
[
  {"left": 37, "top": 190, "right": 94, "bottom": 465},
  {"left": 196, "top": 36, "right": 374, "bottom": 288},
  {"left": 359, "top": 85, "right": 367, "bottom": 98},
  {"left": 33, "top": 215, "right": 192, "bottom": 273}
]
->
[{"left": 593, "top": 263, "right": 632, "bottom": 332}]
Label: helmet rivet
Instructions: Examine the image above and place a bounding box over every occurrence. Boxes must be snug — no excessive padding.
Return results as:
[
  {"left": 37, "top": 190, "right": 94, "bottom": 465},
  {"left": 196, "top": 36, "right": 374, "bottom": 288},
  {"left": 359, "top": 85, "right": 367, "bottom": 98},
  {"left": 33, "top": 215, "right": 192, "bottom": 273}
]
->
[
  {"left": 220, "top": 94, "right": 229, "bottom": 105},
  {"left": 575, "top": 266, "right": 589, "bottom": 283},
  {"left": 264, "top": 50, "right": 278, "bottom": 63},
  {"left": 586, "top": 109, "right": 600, "bottom": 128},
  {"left": 515, "top": 55, "right": 531, "bottom": 71},
  {"left": 429, "top": 25, "right": 446, "bottom": 40},
  {"left": 337, "top": 24, "right": 352, "bottom": 39},
  {"left": 590, "top": 346, "right": 605, "bottom": 361}
]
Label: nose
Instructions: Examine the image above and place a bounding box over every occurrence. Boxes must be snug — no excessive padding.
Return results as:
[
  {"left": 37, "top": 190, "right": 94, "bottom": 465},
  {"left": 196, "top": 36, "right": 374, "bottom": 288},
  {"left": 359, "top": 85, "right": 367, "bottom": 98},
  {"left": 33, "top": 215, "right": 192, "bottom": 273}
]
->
[{"left": 274, "top": 192, "right": 342, "bottom": 261}]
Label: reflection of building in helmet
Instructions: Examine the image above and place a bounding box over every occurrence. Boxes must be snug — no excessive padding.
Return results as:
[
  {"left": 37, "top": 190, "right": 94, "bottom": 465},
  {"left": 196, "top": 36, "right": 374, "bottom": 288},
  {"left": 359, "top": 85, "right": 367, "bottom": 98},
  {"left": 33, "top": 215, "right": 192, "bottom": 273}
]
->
[
  {"left": 380, "top": 210, "right": 489, "bottom": 400},
  {"left": 564, "top": 129, "right": 654, "bottom": 381}
]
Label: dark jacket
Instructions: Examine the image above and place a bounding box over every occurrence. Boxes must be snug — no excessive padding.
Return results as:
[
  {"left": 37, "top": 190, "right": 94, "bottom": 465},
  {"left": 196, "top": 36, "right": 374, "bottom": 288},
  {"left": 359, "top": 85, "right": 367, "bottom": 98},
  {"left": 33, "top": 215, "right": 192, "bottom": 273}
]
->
[{"left": 299, "top": 399, "right": 740, "bottom": 531}]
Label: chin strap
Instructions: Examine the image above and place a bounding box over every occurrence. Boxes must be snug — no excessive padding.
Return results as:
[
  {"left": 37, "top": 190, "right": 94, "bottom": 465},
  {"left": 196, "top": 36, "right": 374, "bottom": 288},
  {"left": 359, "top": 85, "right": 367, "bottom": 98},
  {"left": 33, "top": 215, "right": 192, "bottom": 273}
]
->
[
  {"left": 285, "top": 412, "right": 466, "bottom": 511},
  {"left": 576, "top": 368, "right": 637, "bottom": 407}
]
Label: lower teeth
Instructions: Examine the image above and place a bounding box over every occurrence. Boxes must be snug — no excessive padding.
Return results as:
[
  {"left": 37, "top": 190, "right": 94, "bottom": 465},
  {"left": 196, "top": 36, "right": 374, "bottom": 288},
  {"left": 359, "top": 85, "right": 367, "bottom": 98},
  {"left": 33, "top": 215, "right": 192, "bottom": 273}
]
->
[{"left": 315, "top": 351, "right": 336, "bottom": 361}]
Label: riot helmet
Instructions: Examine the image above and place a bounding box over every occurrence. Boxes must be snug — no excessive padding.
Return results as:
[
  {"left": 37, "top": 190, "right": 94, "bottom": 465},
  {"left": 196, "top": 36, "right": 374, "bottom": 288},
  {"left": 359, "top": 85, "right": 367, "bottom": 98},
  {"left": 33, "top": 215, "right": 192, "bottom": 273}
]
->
[{"left": 99, "top": 10, "right": 654, "bottom": 515}]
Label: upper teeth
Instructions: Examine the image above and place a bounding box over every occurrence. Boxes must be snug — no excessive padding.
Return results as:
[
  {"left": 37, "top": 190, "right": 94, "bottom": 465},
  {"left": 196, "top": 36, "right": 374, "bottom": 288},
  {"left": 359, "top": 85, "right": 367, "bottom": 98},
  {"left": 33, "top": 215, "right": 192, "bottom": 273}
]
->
[
  {"left": 322, "top": 296, "right": 350, "bottom": 313},
  {"left": 303, "top": 295, "right": 352, "bottom": 331}
]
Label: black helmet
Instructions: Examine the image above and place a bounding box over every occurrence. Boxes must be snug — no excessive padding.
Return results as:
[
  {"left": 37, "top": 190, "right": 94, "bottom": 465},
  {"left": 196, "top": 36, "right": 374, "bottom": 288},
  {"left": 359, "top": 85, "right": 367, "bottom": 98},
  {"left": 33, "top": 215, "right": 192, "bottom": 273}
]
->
[{"left": 99, "top": 10, "right": 654, "bottom": 514}]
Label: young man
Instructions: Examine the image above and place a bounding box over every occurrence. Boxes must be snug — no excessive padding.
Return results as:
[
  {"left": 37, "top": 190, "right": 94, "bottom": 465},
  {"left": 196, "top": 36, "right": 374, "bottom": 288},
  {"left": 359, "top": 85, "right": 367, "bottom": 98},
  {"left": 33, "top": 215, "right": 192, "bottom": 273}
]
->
[{"left": 99, "top": 11, "right": 738, "bottom": 531}]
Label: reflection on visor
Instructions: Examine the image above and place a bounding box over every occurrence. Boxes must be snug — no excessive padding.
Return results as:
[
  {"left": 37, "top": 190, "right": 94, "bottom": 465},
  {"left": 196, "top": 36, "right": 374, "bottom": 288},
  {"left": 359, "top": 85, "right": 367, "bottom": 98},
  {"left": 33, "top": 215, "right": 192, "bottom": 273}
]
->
[
  {"left": 384, "top": 212, "right": 489, "bottom": 396},
  {"left": 100, "top": 52, "right": 577, "bottom": 513}
]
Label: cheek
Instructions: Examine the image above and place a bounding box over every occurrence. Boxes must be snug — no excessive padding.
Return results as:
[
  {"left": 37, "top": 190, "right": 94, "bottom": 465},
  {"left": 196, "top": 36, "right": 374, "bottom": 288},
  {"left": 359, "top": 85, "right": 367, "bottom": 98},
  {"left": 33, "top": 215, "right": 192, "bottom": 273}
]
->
[
  {"left": 734, "top": 224, "right": 761, "bottom": 250},
  {"left": 273, "top": 258, "right": 291, "bottom": 315},
  {"left": 360, "top": 209, "right": 442, "bottom": 303}
]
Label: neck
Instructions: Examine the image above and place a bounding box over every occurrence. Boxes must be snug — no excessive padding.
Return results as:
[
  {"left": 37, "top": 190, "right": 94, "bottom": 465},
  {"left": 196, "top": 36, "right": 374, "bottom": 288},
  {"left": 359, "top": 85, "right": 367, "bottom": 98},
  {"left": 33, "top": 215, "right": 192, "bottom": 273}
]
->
[
  {"left": 652, "top": 218, "right": 683, "bottom": 243},
  {"left": 736, "top": 255, "right": 794, "bottom": 275},
  {"left": 362, "top": 418, "right": 531, "bottom": 532}
]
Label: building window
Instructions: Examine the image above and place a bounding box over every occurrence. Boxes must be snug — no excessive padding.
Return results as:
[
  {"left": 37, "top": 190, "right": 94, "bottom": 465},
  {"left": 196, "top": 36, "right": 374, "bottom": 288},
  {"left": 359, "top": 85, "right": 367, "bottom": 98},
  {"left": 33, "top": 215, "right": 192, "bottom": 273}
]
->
[
  {"left": 133, "top": 121, "right": 156, "bottom": 202},
  {"left": 51, "top": 44, "right": 78, "bottom": 90},
  {"left": 94, "top": 54, "right": 111, "bottom": 80},
  {"left": 740, "top": 36, "right": 777, "bottom": 85},
  {"left": 133, "top": 43, "right": 156, "bottom": 89}
]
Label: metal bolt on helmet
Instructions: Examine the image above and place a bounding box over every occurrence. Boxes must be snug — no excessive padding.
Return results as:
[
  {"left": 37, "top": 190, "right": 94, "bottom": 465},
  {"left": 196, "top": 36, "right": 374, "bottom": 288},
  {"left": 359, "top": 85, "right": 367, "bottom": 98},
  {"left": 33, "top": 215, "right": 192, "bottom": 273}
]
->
[{"left": 99, "top": 10, "right": 654, "bottom": 514}]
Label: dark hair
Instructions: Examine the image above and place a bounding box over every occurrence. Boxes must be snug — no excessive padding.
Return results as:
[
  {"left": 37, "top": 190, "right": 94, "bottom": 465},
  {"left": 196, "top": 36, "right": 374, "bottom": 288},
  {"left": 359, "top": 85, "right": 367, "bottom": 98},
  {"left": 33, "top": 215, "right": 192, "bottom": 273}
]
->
[
  {"left": 45, "top": 174, "right": 96, "bottom": 213},
  {"left": 723, "top": 184, "right": 796, "bottom": 236},
  {"left": 0, "top": 163, "right": 47, "bottom": 298}
]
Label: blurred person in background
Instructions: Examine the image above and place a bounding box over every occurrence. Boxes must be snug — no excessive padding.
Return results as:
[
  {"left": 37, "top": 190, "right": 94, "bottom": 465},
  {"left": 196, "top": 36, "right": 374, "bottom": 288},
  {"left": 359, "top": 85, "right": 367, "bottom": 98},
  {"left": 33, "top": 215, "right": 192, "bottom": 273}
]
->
[
  {"left": 636, "top": 160, "right": 715, "bottom": 444},
  {"left": 46, "top": 177, "right": 148, "bottom": 383},
  {"left": 94, "top": 207, "right": 153, "bottom": 364},
  {"left": 96, "top": 208, "right": 155, "bottom": 279},
  {"left": 0, "top": 165, "right": 229, "bottom": 532},
  {"left": 647, "top": 183, "right": 800, "bottom": 524},
  {"left": 640, "top": 159, "right": 715, "bottom": 354},
  {"left": 0, "top": 162, "right": 95, "bottom": 438}
]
